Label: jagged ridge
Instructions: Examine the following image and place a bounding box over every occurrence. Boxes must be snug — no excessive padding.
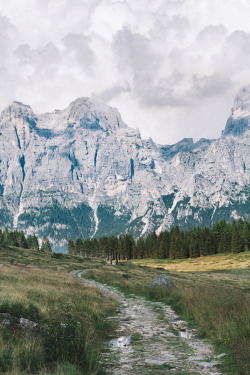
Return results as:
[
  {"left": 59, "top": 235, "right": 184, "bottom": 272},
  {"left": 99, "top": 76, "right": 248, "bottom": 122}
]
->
[{"left": 0, "top": 91, "right": 249, "bottom": 250}]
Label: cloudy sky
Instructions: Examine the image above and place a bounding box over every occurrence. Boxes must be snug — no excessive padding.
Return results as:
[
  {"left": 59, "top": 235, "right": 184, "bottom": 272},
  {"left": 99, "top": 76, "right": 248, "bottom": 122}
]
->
[{"left": 0, "top": 0, "right": 250, "bottom": 144}]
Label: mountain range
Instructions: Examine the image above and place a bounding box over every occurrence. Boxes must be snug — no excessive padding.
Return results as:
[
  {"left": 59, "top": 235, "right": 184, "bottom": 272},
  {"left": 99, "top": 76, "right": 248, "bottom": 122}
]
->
[{"left": 0, "top": 88, "right": 249, "bottom": 250}]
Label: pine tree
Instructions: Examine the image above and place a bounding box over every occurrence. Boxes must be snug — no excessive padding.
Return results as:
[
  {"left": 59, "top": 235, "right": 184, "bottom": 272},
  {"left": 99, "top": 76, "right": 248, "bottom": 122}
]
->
[
  {"left": 3, "top": 227, "right": 9, "bottom": 245},
  {"left": 123, "top": 234, "right": 134, "bottom": 260},
  {"left": 242, "top": 220, "right": 250, "bottom": 251},
  {"left": 40, "top": 236, "right": 52, "bottom": 252},
  {"left": 218, "top": 224, "right": 232, "bottom": 253},
  {"left": 158, "top": 241, "right": 166, "bottom": 259},
  {"left": 0, "top": 230, "right": 3, "bottom": 246},
  {"left": 237, "top": 218, "right": 244, "bottom": 238},
  {"left": 32, "top": 234, "right": 39, "bottom": 251},
  {"left": 9, "top": 231, "right": 19, "bottom": 247},
  {"left": 157, "top": 231, "right": 170, "bottom": 258},
  {"left": 231, "top": 220, "right": 243, "bottom": 253},
  {"left": 99, "top": 236, "right": 109, "bottom": 259},
  {"left": 19, "top": 231, "right": 28, "bottom": 249},
  {"left": 68, "top": 239, "right": 75, "bottom": 255},
  {"left": 136, "top": 237, "right": 145, "bottom": 259},
  {"left": 189, "top": 232, "right": 200, "bottom": 258},
  {"left": 75, "top": 238, "right": 83, "bottom": 255},
  {"left": 169, "top": 226, "right": 179, "bottom": 259}
]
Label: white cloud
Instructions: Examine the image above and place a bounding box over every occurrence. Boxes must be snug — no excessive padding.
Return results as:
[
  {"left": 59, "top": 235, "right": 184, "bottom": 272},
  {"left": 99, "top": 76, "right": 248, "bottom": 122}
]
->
[{"left": 0, "top": 0, "right": 250, "bottom": 143}]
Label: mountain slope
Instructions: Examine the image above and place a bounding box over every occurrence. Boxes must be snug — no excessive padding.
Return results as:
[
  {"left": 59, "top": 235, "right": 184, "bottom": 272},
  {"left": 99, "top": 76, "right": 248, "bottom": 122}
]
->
[{"left": 0, "top": 91, "right": 249, "bottom": 250}]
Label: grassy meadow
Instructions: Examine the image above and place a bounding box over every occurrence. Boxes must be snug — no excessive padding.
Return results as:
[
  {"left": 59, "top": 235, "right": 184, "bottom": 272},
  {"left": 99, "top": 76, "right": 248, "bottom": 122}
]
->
[
  {"left": 0, "top": 246, "right": 116, "bottom": 375},
  {"left": 83, "top": 252, "right": 250, "bottom": 375},
  {"left": 0, "top": 246, "right": 249, "bottom": 375}
]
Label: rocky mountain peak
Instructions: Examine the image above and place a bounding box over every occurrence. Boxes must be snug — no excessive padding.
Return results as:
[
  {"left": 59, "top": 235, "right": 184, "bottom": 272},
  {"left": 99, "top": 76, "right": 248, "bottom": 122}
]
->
[
  {"left": 222, "top": 87, "right": 250, "bottom": 137},
  {"left": 0, "top": 101, "right": 36, "bottom": 150},
  {"left": 67, "top": 97, "right": 128, "bottom": 132},
  {"left": 1, "top": 101, "right": 33, "bottom": 120},
  {"left": 231, "top": 86, "right": 250, "bottom": 119},
  {"left": 0, "top": 92, "right": 249, "bottom": 251}
]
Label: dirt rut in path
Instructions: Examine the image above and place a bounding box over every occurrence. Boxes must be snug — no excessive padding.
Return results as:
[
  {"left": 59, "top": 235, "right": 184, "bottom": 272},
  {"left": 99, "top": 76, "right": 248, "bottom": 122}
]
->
[{"left": 71, "top": 270, "right": 223, "bottom": 375}]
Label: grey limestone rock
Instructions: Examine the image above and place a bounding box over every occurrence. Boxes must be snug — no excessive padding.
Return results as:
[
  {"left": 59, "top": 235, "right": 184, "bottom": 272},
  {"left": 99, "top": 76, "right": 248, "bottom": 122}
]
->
[
  {"left": 148, "top": 274, "right": 175, "bottom": 287},
  {"left": 0, "top": 90, "right": 249, "bottom": 250}
]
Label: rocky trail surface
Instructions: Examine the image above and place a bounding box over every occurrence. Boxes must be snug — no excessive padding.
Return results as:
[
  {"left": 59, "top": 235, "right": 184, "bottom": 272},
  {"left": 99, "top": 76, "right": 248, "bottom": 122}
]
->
[{"left": 71, "top": 270, "right": 223, "bottom": 375}]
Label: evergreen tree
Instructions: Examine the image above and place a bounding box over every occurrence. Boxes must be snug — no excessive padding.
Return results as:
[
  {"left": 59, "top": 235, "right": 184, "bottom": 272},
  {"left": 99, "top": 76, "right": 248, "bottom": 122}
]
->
[
  {"left": 3, "top": 227, "right": 9, "bottom": 245},
  {"left": 19, "top": 231, "right": 28, "bottom": 249},
  {"left": 169, "top": 226, "right": 179, "bottom": 259},
  {"left": 68, "top": 239, "right": 75, "bottom": 255},
  {"left": 0, "top": 230, "right": 3, "bottom": 246},
  {"left": 189, "top": 240, "right": 200, "bottom": 258},
  {"left": 188, "top": 230, "right": 200, "bottom": 258},
  {"left": 157, "top": 231, "right": 170, "bottom": 258},
  {"left": 158, "top": 241, "right": 166, "bottom": 259},
  {"left": 123, "top": 234, "right": 134, "bottom": 260},
  {"left": 75, "top": 238, "right": 83, "bottom": 255},
  {"left": 242, "top": 220, "right": 250, "bottom": 251},
  {"left": 145, "top": 231, "right": 158, "bottom": 258},
  {"left": 136, "top": 237, "right": 145, "bottom": 259},
  {"left": 32, "top": 234, "right": 39, "bottom": 251},
  {"left": 40, "top": 236, "right": 52, "bottom": 252},
  {"left": 237, "top": 218, "right": 244, "bottom": 238},
  {"left": 231, "top": 220, "right": 243, "bottom": 253},
  {"left": 9, "top": 231, "right": 19, "bottom": 247},
  {"left": 218, "top": 224, "right": 232, "bottom": 253},
  {"left": 99, "top": 236, "right": 109, "bottom": 259}
]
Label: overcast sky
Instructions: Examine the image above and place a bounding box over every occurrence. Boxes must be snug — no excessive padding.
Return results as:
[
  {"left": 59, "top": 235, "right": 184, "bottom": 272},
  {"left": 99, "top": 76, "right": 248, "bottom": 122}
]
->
[{"left": 0, "top": 0, "right": 250, "bottom": 144}]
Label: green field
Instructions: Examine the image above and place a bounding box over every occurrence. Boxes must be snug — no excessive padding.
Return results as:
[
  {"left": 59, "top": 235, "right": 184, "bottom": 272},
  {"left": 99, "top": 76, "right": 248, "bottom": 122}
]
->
[
  {"left": 0, "top": 247, "right": 116, "bottom": 375},
  {"left": 83, "top": 253, "right": 250, "bottom": 375},
  {"left": 0, "top": 246, "right": 249, "bottom": 375}
]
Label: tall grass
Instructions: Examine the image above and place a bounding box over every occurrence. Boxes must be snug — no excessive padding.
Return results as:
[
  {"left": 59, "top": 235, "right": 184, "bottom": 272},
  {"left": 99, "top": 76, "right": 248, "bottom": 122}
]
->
[
  {"left": 84, "top": 262, "right": 250, "bottom": 375},
  {"left": 182, "top": 286, "right": 250, "bottom": 375},
  {"left": 0, "top": 253, "right": 116, "bottom": 375}
]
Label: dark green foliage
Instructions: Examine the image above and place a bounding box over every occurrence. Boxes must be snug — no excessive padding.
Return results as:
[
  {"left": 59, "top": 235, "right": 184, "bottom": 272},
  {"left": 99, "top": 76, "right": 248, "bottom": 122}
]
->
[
  {"left": 27, "top": 234, "right": 39, "bottom": 251},
  {"left": 161, "top": 193, "right": 175, "bottom": 209},
  {"left": 136, "top": 237, "right": 145, "bottom": 259},
  {"left": 43, "top": 315, "right": 87, "bottom": 368},
  {"left": 242, "top": 220, "right": 250, "bottom": 251},
  {"left": 69, "top": 218, "right": 250, "bottom": 261},
  {"left": 95, "top": 204, "right": 132, "bottom": 238},
  {"left": 40, "top": 236, "right": 52, "bottom": 252},
  {"left": 75, "top": 238, "right": 83, "bottom": 254},
  {"left": 0, "top": 228, "right": 39, "bottom": 251},
  {"left": 231, "top": 220, "right": 243, "bottom": 253},
  {"left": 0, "top": 300, "right": 41, "bottom": 321},
  {"left": 18, "top": 202, "right": 95, "bottom": 245},
  {"left": 67, "top": 239, "right": 75, "bottom": 255}
]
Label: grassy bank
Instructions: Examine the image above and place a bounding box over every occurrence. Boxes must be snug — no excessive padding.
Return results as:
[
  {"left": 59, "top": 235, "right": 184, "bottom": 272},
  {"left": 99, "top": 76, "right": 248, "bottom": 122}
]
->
[
  {"left": 83, "top": 254, "right": 250, "bottom": 375},
  {"left": 0, "top": 246, "right": 116, "bottom": 375}
]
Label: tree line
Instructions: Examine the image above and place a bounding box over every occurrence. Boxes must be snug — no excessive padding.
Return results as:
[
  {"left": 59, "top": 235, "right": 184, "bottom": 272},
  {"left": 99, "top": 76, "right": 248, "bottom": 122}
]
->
[
  {"left": 68, "top": 218, "right": 250, "bottom": 260},
  {"left": 0, "top": 228, "right": 52, "bottom": 252}
]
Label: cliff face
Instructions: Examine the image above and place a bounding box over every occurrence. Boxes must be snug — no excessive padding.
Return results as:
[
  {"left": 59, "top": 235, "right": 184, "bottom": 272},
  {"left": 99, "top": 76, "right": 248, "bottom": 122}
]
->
[{"left": 0, "top": 92, "right": 249, "bottom": 250}]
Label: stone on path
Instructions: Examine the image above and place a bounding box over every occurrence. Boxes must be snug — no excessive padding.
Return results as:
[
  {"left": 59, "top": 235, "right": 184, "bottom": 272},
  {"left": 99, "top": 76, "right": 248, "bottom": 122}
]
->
[{"left": 148, "top": 274, "right": 175, "bottom": 287}]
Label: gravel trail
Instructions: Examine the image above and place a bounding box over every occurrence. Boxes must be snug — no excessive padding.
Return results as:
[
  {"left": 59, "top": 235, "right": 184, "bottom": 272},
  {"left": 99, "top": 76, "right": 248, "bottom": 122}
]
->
[{"left": 71, "top": 270, "right": 223, "bottom": 375}]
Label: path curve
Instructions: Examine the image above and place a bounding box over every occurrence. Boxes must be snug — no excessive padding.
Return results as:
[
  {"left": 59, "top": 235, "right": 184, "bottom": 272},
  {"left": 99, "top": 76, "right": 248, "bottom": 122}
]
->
[{"left": 71, "top": 270, "right": 223, "bottom": 375}]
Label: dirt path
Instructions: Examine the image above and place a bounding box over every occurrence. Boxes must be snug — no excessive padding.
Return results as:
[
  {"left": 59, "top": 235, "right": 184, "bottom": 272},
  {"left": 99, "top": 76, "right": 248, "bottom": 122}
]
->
[{"left": 71, "top": 270, "right": 223, "bottom": 375}]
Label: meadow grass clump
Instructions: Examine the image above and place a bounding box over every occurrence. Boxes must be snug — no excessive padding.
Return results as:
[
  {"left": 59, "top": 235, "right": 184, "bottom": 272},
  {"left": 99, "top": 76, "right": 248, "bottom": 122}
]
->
[
  {"left": 181, "top": 285, "right": 250, "bottom": 375},
  {"left": 0, "top": 249, "right": 117, "bottom": 374},
  {"left": 0, "top": 300, "right": 42, "bottom": 321}
]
